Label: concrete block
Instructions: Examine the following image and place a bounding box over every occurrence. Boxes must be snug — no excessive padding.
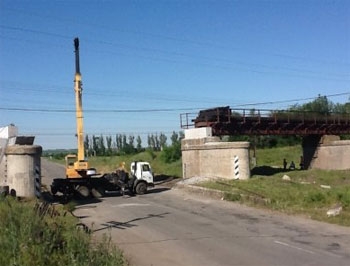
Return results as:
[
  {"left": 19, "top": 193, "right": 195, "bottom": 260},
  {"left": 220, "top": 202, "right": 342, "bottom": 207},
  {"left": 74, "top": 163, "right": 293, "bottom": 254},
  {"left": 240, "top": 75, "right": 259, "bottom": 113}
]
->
[
  {"left": 0, "top": 125, "right": 18, "bottom": 139},
  {"left": 184, "top": 127, "right": 212, "bottom": 139}
]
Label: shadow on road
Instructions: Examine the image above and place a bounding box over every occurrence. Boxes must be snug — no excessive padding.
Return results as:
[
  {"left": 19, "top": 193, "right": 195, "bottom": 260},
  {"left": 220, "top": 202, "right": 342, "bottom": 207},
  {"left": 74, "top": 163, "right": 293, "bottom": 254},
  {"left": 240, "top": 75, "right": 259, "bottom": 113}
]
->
[
  {"left": 147, "top": 187, "right": 171, "bottom": 194},
  {"left": 94, "top": 212, "right": 170, "bottom": 232},
  {"left": 41, "top": 191, "right": 103, "bottom": 205},
  {"left": 40, "top": 183, "right": 171, "bottom": 205},
  {"left": 154, "top": 174, "right": 180, "bottom": 185}
]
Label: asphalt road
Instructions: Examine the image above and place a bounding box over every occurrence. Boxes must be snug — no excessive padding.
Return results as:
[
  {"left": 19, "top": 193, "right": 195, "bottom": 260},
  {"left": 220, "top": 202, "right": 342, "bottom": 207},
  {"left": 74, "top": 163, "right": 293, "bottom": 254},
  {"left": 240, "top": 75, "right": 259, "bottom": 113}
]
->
[{"left": 42, "top": 159, "right": 350, "bottom": 266}]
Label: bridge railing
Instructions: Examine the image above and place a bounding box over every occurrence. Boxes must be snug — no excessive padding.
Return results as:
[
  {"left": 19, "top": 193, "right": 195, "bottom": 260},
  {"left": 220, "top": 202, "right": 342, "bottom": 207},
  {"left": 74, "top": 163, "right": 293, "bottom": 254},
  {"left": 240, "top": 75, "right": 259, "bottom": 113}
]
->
[
  {"left": 181, "top": 106, "right": 350, "bottom": 129},
  {"left": 180, "top": 112, "right": 198, "bottom": 129}
]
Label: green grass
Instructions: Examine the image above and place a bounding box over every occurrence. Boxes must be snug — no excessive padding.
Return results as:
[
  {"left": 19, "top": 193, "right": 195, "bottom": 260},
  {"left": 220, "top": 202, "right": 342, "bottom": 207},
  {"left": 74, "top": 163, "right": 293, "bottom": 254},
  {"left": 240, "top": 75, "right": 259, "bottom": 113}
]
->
[
  {"left": 200, "top": 145, "right": 350, "bottom": 226},
  {"left": 0, "top": 197, "right": 127, "bottom": 266},
  {"left": 251, "top": 145, "right": 303, "bottom": 167}
]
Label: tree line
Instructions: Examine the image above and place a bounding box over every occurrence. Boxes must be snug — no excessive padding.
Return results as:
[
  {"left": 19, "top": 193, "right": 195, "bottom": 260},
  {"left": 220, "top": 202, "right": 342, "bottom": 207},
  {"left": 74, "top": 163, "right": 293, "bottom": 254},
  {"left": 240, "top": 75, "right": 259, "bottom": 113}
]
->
[{"left": 84, "top": 131, "right": 184, "bottom": 158}]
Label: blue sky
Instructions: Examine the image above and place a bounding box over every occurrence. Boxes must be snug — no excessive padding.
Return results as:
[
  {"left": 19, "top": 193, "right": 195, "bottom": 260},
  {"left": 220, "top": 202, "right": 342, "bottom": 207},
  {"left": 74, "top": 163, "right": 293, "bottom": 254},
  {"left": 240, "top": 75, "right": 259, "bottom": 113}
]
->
[{"left": 1, "top": 0, "right": 349, "bottom": 149}]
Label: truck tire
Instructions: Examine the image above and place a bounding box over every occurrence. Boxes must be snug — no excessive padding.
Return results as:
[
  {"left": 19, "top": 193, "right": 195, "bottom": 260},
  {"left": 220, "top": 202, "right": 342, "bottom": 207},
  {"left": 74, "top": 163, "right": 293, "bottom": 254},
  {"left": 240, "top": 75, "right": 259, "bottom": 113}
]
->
[
  {"left": 51, "top": 186, "right": 58, "bottom": 195},
  {"left": 91, "top": 188, "right": 104, "bottom": 198},
  {"left": 76, "top": 185, "right": 90, "bottom": 199},
  {"left": 135, "top": 181, "right": 147, "bottom": 195}
]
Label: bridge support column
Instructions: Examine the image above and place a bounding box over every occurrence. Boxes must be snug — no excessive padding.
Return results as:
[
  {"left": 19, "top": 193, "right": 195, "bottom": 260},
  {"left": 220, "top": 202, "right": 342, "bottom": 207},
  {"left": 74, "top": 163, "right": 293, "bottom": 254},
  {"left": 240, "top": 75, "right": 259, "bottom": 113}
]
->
[
  {"left": 181, "top": 128, "right": 250, "bottom": 180},
  {"left": 302, "top": 135, "right": 350, "bottom": 170},
  {"left": 5, "top": 145, "right": 42, "bottom": 198}
]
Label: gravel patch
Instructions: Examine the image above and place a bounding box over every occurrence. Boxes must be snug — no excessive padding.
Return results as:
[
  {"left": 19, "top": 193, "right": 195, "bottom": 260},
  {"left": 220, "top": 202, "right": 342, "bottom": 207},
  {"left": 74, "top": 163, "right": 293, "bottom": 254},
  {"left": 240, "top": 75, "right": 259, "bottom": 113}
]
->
[{"left": 177, "top": 176, "right": 218, "bottom": 185}]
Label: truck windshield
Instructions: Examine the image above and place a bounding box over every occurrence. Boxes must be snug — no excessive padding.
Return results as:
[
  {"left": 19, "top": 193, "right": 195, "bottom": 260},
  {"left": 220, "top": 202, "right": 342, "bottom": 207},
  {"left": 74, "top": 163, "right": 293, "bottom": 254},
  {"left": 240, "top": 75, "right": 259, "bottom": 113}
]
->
[{"left": 142, "top": 164, "right": 150, "bottom": 171}]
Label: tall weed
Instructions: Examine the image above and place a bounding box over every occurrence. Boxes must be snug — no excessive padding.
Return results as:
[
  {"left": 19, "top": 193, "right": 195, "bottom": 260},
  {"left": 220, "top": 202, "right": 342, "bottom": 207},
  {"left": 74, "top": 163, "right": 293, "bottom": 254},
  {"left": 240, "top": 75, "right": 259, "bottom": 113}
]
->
[{"left": 0, "top": 198, "right": 126, "bottom": 266}]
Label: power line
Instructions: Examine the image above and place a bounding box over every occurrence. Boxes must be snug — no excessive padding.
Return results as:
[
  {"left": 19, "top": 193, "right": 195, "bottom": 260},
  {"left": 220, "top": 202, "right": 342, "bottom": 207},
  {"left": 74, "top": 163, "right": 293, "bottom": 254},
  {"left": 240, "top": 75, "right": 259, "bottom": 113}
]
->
[
  {"left": 1, "top": 25, "right": 349, "bottom": 81},
  {"left": 0, "top": 25, "right": 71, "bottom": 40},
  {"left": 0, "top": 85, "right": 228, "bottom": 105},
  {"left": 22, "top": 131, "right": 178, "bottom": 136},
  {"left": 232, "top": 92, "right": 350, "bottom": 108},
  {"left": 1, "top": 92, "right": 349, "bottom": 113},
  {"left": 0, "top": 106, "right": 204, "bottom": 113},
  {"left": 4, "top": 7, "right": 350, "bottom": 67}
]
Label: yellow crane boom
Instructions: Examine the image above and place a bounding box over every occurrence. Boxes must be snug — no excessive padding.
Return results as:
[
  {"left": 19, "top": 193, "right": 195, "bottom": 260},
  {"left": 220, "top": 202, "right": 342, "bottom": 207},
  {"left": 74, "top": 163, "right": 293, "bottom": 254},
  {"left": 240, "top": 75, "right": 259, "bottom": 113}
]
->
[
  {"left": 74, "top": 37, "right": 85, "bottom": 162},
  {"left": 65, "top": 37, "right": 90, "bottom": 178}
]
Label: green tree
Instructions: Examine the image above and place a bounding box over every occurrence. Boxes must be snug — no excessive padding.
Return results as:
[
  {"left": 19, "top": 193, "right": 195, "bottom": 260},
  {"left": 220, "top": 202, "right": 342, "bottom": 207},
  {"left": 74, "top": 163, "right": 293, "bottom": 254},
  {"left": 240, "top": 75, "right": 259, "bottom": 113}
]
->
[
  {"left": 92, "top": 135, "right": 99, "bottom": 156},
  {"left": 99, "top": 134, "right": 106, "bottom": 156},
  {"left": 148, "top": 134, "right": 156, "bottom": 150},
  {"left": 170, "top": 131, "right": 179, "bottom": 145},
  {"left": 136, "top": 135, "right": 142, "bottom": 152},
  {"left": 290, "top": 95, "right": 332, "bottom": 115},
  {"left": 122, "top": 134, "right": 127, "bottom": 151},
  {"left": 116, "top": 134, "right": 122, "bottom": 152},
  {"left": 106, "top": 135, "right": 112, "bottom": 155},
  {"left": 128, "top": 135, "right": 135, "bottom": 150},
  {"left": 160, "top": 131, "right": 183, "bottom": 163},
  {"left": 84, "top": 134, "right": 90, "bottom": 156},
  {"left": 159, "top": 133, "right": 167, "bottom": 150},
  {"left": 155, "top": 134, "right": 160, "bottom": 151}
]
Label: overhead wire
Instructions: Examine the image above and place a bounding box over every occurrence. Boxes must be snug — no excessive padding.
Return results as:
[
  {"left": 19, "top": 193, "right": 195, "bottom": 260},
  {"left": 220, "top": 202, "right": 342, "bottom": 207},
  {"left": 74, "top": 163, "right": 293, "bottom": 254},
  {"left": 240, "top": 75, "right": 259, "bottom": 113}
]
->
[
  {"left": 3, "top": 6, "right": 350, "bottom": 67},
  {"left": 1, "top": 25, "right": 349, "bottom": 82},
  {"left": 232, "top": 92, "right": 350, "bottom": 108},
  {"left": 1, "top": 92, "right": 349, "bottom": 113}
]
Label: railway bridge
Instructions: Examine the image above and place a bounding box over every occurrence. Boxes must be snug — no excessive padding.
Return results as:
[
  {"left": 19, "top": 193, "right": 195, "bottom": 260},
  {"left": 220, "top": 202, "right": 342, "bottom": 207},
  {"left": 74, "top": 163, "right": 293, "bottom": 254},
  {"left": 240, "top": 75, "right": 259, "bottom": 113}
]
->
[{"left": 180, "top": 106, "right": 350, "bottom": 180}]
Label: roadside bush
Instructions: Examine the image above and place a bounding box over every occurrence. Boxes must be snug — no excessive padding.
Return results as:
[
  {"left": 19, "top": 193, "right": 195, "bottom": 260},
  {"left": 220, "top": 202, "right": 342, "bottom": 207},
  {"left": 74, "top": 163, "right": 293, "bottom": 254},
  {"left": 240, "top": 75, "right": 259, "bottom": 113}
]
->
[
  {"left": 146, "top": 148, "right": 157, "bottom": 160},
  {"left": 337, "top": 189, "right": 350, "bottom": 207},
  {"left": 304, "top": 191, "right": 326, "bottom": 204},
  {"left": 0, "top": 197, "right": 126, "bottom": 266},
  {"left": 224, "top": 192, "right": 241, "bottom": 201},
  {"left": 160, "top": 143, "right": 181, "bottom": 163}
]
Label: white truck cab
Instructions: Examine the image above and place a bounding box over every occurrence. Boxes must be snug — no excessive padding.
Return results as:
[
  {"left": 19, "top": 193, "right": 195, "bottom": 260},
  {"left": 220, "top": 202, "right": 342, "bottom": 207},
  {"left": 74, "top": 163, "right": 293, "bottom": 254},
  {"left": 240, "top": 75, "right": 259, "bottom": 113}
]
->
[{"left": 130, "top": 161, "right": 154, "bottom": 194}]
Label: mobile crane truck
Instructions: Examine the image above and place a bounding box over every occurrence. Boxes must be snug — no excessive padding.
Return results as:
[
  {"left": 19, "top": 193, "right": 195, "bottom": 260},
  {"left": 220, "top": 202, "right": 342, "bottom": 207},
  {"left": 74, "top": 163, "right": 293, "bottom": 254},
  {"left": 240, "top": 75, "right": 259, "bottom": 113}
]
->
[{"left": 51, "top": 38, "right": 154, "bottom": 199}]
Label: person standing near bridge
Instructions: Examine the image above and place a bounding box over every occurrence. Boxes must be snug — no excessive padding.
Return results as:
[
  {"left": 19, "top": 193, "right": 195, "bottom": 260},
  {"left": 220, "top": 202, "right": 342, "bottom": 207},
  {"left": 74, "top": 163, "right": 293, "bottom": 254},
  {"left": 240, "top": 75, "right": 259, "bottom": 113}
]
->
[
  {"left": 289, "top": 161, "right": 296, "bottom": 170},
  {"left": 283, "top": 158, "right": 288, "bottom": 170},
  {"left": 299, "top": 156, "right": 304, "bottom": 170}
]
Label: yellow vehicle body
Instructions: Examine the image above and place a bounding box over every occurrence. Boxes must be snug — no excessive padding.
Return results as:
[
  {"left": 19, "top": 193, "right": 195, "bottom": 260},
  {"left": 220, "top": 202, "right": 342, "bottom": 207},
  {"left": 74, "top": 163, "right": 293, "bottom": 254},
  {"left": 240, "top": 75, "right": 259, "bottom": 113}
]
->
[{"left": 65, "top": 154, "right": 89, "bottom": 178}]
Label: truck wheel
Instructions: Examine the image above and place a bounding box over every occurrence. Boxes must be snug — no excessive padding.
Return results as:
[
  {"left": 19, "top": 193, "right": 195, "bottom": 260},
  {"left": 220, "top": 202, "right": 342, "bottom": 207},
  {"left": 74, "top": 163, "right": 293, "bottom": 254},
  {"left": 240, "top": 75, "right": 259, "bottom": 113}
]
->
[
  {"left": 91, "top": 188, "right": 104, "bottom": 198},
  {"left": 76, "top": 185, "right": 90, "bottom": 199},
  {"left": 51, "top": 186, "right": 58, "bottom": 195},
  {"left": 135, "top": 182, "right": 147, "bottom": 195}
]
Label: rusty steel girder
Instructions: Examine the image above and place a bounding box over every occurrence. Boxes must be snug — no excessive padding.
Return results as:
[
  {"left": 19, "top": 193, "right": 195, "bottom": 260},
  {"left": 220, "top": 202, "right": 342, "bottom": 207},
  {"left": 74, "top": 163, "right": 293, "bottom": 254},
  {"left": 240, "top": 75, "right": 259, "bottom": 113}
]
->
[{"left": 189, "top": 107, "right": 350, "bottom": 136}]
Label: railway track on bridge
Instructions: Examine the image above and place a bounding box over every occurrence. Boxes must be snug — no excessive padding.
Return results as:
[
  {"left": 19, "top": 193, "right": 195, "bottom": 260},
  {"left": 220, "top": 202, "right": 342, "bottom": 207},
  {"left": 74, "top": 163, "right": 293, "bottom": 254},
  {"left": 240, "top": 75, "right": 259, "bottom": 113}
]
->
[{"left": 181, "top": 106, "right": 350, "bottom": 136}]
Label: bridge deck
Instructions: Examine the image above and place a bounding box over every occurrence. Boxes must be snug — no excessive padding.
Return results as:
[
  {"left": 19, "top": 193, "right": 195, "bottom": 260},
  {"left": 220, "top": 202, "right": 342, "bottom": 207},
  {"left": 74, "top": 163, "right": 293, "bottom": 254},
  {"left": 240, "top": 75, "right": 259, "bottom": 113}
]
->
[{"left": 181, "top": 106, "right": 350, "bottom": 136}]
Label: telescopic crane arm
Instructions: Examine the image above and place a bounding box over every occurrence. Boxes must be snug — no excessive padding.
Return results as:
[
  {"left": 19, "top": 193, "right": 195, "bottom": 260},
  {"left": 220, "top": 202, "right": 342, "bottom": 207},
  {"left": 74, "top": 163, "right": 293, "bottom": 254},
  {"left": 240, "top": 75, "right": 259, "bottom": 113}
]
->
[
  {"left": 65, "top": 37, "right": 90, "bottom": 179},
  {"left": 74, "top": 37, "right": 85, "bottom": 162}
]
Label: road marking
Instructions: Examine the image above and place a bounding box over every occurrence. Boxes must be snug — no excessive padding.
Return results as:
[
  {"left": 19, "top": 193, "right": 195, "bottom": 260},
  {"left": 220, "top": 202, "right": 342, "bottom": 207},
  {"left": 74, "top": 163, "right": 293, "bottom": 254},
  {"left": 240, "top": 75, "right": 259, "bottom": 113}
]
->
[
  {"left": 112, "top": 203, "right": 150, "bottom": 208},
  {"left": 274, "top": 240, "right": 315, "bottom": 255}
]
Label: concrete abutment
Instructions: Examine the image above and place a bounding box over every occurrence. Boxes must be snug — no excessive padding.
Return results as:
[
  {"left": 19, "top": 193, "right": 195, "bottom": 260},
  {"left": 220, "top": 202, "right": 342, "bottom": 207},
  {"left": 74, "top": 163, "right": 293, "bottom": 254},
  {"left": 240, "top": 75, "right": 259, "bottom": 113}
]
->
[
  {"left": 181, "top": 128, "right": 250, "bottom": 180},
  {"left": 302, "top": 135, "right": 350, "bottom": 170},
  {"left": 181, "top": 128, "right": 350, "bottom": 179}
]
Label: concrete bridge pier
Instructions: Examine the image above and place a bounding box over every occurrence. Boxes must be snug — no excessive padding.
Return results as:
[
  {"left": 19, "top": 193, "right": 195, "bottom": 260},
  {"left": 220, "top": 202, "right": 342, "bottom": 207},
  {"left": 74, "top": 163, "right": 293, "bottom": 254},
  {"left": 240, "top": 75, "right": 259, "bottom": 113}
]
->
[
  {"left": 181, "top": 128, "right": 250, "bottom": 180},
  {"left": 5, "top": 145, "right": 42, "bottom": 198},
  {"left": 302, "top": 135, "right": 350, "bottom": 170}
]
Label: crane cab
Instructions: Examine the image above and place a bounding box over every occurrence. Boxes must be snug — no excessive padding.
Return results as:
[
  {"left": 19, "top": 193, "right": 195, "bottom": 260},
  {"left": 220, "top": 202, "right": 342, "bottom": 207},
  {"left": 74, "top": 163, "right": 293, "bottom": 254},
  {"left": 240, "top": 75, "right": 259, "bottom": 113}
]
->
[{"left": 65, "top": 154, "right": 95, "bottom": 178}]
